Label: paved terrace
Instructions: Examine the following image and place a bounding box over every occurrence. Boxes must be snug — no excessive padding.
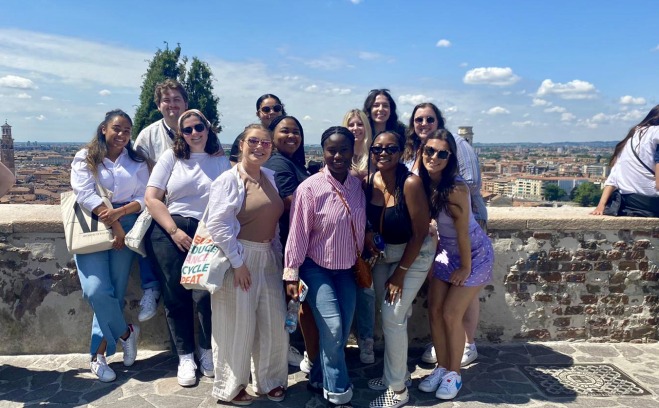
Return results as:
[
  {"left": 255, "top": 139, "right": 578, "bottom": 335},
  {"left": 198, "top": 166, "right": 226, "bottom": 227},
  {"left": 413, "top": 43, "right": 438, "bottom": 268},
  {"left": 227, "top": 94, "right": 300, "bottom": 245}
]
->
[{"left": 1, "top": 343, "right": 659, "bottom": 407}]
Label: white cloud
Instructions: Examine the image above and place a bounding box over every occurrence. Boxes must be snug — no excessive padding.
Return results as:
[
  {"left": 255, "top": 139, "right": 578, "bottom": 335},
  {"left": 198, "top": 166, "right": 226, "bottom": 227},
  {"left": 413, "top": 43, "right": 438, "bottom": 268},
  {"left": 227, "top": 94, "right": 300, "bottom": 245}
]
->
[
  {"left": 531, "top": 98, "right": 550, "bottom": 107},
  {"left": 436, "top": 39, "right": 451, "bottom": 48},
  {"left": 327, "top": 88, "right": 351, "bottom": 95},
  {"left": 445, "top": 106, "right": 458, "bottom": 114},
  {"left": 561, "top": 112, "right": 576, "bottom": 122},
  {"left": 591, "top": 113, "right": 609, "bottom": 123},
  {"left": 358, "top": 51, "right": 382, "bottom": 61},
  {"left": 619, "top": 109, "right": 645, "bottom": 121},
  {"left": 349, "top": 0, "right": 362, "bottom": 4},
  {"left": 25, "top": 114, "right": 46, "bottom": 121},
  {"left": 304, "top": 84, "right": 318, "bottom": 92},
  {"left": 459, "top": 62, "right": 468, "bottom": 68},
  {"left": 619, "top": 95, "right": 646, "bottom": 105},
  {"left": 302, "top": 115, "right": 312, "bottom": 120},
  {"left": 401, "top": 111, "right": 411, "bottom": 120},
  {"left": 463, "top": 67, "right": 520, "bottom": 86},
  {"left": 16, "top": 92, "right": 31, "bottom": 99},
  {"left": 512, "top": 120, "right": 535, "bottom": 127},
  {"left": 398, "top": 94, "right": 433, "bottom": 106},
  {"left": 40, "top": 96, "right": 53, "bottom": 101},
  {"left": 302, "top": 56, "right": 348, "bottom": 70},
  {"left": 544, "top": 106, "right": 566, "bottom": 113},
  {"left": 99, "top": 89, "right": 111, "bottom": 96},
  {"left": 653, "top": 45, "right": 659, "bottom": 52},
  {"left": 485, "top": 106, "right": 510, "bottom": 115},
  {"left": 0, "top": 74, "right": 36, "bottom": 89},
  {"left": 536, "top": 79, "right": 597, "bottom": 100}
]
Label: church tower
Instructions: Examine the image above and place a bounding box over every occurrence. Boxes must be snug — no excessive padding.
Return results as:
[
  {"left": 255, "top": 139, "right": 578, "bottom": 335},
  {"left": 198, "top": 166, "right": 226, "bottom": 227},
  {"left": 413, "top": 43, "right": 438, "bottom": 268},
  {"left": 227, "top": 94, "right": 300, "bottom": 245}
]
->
[
  {"left": 458, "top": 126, "right": 474, "bottom": 146},
  {"left": 1, "top": 120, "right": 16, "bottom": 175}
]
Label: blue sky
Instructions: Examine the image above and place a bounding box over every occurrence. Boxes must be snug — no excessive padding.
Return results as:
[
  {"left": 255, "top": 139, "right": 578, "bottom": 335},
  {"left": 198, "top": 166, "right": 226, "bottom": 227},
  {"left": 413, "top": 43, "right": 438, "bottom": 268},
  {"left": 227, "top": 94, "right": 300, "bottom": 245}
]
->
[{"left": 1, "top": 0, "right": 658, "bottom": 144}]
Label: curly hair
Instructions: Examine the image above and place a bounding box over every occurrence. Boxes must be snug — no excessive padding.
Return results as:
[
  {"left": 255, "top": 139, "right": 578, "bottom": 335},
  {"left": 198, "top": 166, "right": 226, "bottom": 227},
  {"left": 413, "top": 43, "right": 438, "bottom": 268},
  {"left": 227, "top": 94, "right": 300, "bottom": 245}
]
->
[
  {"left": 85, "top": 109, "right": 146, "bottom": 174},
  {"left": 418, "top": 129, "right": 460, "bottom": 219},
  {"left": 173, "top": 109, "right": 220, "bottom": 159}
]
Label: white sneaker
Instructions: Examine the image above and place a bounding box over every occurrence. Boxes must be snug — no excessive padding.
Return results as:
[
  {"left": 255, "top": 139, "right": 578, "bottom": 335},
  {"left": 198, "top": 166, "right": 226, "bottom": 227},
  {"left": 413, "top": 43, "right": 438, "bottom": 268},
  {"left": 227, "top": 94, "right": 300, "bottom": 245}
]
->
[
  {"left": 435, "top": 371, "right": 462, "bottom": 400},
  {"left": 178, "top": 354, "right": 197, "bottom": 386},
  {"left": 287, "top": 345, "right": 303, "bottom": 367},
  {"left": 421, "top": 342, "right": 436, "bottom": 364},
  {"left": 119, "top": 324, "right": 139, "bottom": 366},
  {"left": 300, "top": 351, "right": 313, "bottom": 374},
  {"left": 358, "top": 338, "right": 375, "bottom": 364},
  {"left": 461, "top": 344, "right": 478, "bottom": 366},
  {"left": 197, "top": 347, "right": 214, "bottom": 377},
  {"left": 418, "top": 366, "right": 447, "bottom": 393},
  {"left": 90, "top": 354, "right": 116, "bottom": 382},
  {"left": 138, "top": 288, "right": 159, "bottom": 322},
  {"left": 367, "top": 372, "right": 412, "bottom": 391},
  {"left": 369, "top": 387, "right": 409, "bottom": 408}
]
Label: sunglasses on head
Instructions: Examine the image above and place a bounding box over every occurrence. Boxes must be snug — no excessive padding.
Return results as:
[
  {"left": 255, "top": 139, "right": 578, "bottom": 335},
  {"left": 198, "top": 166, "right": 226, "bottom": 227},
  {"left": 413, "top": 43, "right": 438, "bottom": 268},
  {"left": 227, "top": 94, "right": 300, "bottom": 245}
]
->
[
  {"left": 246, "top": 137, "right": 272, "bottom": 148},
  {"left": 370, "top": 145, "right": 401, "bottom": 155},
  {"left": 423, "top": 146, "right": 451, "bottom": 159},
  {"left": 181, "top": 123, "right": 206, "bottom": 135},
  {"left": 414, "top": 116, "right": 436, "bottom": 124},
  {"left": 260, "top": 104, "right": 283, "bottom": 114}
]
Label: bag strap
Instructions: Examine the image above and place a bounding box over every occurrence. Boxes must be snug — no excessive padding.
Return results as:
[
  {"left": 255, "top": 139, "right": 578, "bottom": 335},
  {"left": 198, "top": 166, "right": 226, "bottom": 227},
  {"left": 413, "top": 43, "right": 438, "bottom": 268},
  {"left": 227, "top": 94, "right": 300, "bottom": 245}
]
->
[
  {"left": 631, "top": 136, "right": 655, "bottom": 176},
  {"left": 332, "top": 186, "right": 361, "bottom": 257},
  {"left": 380, "top": 189, "right": 390, "bottom": 236}
]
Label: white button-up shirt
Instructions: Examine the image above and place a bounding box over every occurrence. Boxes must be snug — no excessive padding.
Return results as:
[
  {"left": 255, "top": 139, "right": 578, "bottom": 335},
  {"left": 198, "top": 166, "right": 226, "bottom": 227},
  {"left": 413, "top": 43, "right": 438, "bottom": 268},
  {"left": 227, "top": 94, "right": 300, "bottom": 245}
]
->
[{"left": 71, "top": 148, "right": 149, "bottom": 212}]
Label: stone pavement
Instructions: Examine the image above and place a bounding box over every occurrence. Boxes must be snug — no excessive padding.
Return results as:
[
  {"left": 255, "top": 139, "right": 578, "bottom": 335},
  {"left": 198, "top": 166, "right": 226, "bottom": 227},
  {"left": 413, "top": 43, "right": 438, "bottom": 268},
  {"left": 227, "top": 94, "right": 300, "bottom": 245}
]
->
[{"left": 1, "top": 342, "right": 658, "bottom": 407}]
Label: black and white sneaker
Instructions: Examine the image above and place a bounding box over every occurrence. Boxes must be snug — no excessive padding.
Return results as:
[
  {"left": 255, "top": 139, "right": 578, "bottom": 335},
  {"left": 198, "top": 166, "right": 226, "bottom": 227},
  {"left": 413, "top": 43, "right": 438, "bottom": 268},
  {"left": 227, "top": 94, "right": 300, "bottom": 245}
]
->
[
  {"left": 369, "top": 387, "right": 409, "bottom": 408},
  {"left": 367, "top": 372, "right": 412, "bottom": 391}
]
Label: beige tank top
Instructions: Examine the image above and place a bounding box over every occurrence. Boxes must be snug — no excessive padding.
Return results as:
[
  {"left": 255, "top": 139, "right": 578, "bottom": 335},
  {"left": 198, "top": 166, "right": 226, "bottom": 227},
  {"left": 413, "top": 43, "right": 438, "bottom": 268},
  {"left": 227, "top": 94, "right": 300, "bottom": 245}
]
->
[{"left": 236, "top": 167, "right": 284, "bottom": 242}]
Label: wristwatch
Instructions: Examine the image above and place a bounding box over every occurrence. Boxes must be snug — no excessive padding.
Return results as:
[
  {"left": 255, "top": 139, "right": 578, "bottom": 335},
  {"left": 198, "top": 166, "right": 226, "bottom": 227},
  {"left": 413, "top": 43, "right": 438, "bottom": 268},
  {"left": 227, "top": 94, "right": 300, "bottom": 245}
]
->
[{"left": 168, "top": 226, "right": 178, "bottom": 235}]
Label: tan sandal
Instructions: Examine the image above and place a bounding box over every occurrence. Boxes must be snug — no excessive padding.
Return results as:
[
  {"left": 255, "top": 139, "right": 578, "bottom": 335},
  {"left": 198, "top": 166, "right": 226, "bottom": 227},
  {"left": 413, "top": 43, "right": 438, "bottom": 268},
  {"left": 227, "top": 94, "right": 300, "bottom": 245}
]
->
[{"left": 231, "top": 389, "right": 253, "bottom": 406}]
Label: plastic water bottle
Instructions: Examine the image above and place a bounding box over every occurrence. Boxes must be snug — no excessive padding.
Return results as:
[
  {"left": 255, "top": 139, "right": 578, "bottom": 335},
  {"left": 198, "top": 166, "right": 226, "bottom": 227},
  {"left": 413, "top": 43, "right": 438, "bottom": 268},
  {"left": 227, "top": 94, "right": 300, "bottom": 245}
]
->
[{"left": 285, "top": 299, "right": 299, "bottom": 333}]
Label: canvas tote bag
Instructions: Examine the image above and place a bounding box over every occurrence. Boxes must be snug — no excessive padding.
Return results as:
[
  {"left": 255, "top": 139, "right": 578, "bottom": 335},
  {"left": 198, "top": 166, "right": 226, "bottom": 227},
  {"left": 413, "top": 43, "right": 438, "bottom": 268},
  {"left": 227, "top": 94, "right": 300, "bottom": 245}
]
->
[{"left": 61, "top": 179, "right": 114, "bottom": 255}]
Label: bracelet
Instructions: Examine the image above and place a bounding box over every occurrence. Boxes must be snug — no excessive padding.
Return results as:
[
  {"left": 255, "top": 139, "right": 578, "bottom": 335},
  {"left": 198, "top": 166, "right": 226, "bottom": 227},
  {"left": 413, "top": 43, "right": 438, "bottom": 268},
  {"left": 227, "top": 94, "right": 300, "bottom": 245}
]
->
[
  {"left": 168, "top": 226, "right": 178, "bottom": 235},
  {"left": 398, "top": 265, "right": 409, "bottom": 271}
]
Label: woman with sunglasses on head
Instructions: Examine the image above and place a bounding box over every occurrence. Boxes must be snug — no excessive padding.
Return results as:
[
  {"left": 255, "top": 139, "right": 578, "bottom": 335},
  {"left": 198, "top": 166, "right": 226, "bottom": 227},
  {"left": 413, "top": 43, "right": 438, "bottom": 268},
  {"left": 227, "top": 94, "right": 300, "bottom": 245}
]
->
[
  {"left": 365, "top": 131, "right": 434, "bottom": 408},
  {"left": 363, "top": 89, "right": 407, "bottom": 139},
  {"left": 229, "top": 94, "right": 287, "bottom": 165},
  {"left": 284, "top": 126, "right": 365, "bottom": 408},
  {"left": 342, "top": 109, "right": 373, "bottom": 179},
  {"left": 263, "top": 115, "right": 318, "bottom": 372},
  {"left": 71, "top": 109, "right": 148, "bottom": 382},
  {"left": 417, "top": 129, "right": 493, "bottom": 401},
  {"left": 145, "top": 109, "right": 230, "bottom": 387},
  {"left": 402, "top": 103, "right": 446, "bottom": 174},
  {"left": 207, "top": 124, "right": 288, "bottom": 405}
]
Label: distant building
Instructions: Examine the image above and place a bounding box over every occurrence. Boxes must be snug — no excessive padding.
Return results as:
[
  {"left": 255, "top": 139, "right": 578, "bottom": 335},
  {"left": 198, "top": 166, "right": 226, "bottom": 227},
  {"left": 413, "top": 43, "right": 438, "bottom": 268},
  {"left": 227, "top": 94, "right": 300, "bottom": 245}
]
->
[
  {"left": 582, "top": 164, "right": 609, "bottom": 178},
  {"left": 1, "top": 120, "right": 15, "bottom": 175},
  {"left": 457, "top": 126, "right": 474, "bottom": 145}
]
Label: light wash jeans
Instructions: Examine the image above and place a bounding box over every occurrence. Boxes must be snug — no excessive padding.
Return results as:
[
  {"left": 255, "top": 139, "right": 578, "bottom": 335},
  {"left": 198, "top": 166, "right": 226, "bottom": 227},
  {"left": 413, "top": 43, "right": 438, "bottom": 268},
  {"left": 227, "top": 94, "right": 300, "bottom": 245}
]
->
[
  {"left": 372, "top": 236, "right": 435, "bottom": 390},
  {"left": 355, "top": 285, "right": 375, "bottom": 340},
  {"left": 300, "top": 258, "right": 356, "bottom": 405},
  {"left": 75, "top": 210, "right": 137, "bottom": 357}
]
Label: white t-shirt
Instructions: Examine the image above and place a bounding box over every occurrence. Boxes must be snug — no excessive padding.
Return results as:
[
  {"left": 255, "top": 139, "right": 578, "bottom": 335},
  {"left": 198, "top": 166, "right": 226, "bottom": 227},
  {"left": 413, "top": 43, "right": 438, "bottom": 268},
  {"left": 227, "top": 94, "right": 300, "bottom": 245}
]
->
[
  {"left": 147, "top": 149, "right": 231, "bottom": 220},
  {"left": 605, "top": 126, "right": 659, "bottom": 196}
]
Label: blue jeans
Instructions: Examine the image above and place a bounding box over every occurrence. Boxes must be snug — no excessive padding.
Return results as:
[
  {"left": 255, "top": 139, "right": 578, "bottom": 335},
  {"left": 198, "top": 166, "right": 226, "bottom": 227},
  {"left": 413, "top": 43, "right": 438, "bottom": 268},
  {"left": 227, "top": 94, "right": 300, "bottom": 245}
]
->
[
  {"left": 300, "top": 258, "right": 356, "bottom": 405},
  {"left": 355, "top": 285, "right": 375, "bottom": 340},
  {"left": 75, "top": 210, "right": 137, "bottom": 357},
  {"left": 138, "top": 255, "right": 159, "bottom": 291}
]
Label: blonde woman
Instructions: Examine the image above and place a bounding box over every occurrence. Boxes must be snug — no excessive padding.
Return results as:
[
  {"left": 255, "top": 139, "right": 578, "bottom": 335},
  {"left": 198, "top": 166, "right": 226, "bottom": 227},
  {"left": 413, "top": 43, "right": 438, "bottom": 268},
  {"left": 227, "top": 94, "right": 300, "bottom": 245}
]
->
[{"left": 342, "top": 109, "right": 372, "bottom": 179}]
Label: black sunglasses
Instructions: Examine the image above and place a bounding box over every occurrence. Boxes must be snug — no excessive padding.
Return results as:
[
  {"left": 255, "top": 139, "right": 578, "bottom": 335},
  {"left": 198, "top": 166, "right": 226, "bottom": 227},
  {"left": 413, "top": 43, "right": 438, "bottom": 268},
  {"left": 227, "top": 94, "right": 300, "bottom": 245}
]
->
[
  {"left": 181, "top": 123, "right": 206, "bottom": 135},
  {"left": 260, "top": 104, "right": 283, "bottom": 114},
  {"left": 414, "top": 116, "right": 436, "bottom": 124},
  {"left": 370, "top": 145, "right": 401, "bottom": 155},
  {"left": 423, "top": 146, "right": 451, "bottom": 159}
]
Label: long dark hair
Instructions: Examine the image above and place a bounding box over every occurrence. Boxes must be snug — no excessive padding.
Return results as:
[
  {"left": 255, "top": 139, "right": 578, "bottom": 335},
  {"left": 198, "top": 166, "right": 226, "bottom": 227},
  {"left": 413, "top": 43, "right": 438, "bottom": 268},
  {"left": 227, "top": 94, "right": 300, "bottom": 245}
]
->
[
  {"left": 367, "top": 130, "right": 409, "bottom": 215},
  {"left": 256, "top": 93, "right": 288, "bottom": 116},
  {"left": 363, "top": 89, "right": 402, "bottom": 134},
  {"left": 418, "top": 129, "right": 460, "bottom": 218},
  {"left": 268, "top": 115, "right": 306, "bottom": 168},
  {"left": 403, "top": 102, "right": 446, "bottom": 162},
  {"left": 173, "top": 109, "right": 220, "bottom": 159},
  {"left": 610, "top": 104, "right": 659, "bottom": 167},
  {"left": 85, "top": 109, "right": 146, "bottom": 174}
]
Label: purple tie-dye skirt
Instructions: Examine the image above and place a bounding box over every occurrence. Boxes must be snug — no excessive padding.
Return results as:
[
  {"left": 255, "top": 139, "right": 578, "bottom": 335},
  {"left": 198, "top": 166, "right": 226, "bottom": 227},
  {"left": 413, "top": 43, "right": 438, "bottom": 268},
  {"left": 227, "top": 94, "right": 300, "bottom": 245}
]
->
[{"left": 433, "top": 226, "right": 494, "bottom": 287}]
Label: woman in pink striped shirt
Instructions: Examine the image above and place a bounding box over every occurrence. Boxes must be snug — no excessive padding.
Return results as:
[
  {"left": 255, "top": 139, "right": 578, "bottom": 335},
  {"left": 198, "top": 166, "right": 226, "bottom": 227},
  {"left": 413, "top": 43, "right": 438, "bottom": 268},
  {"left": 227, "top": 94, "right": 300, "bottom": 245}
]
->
[{"left": 284, "top": 126, "right": 366, "bottom": 408}]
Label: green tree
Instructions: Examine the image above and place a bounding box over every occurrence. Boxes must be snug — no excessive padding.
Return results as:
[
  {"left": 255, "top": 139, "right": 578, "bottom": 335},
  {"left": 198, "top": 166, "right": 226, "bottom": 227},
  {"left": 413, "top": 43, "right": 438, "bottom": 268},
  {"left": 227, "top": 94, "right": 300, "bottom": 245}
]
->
[
  {"left": 571, "top": 182, "right": 602, "bottom": 206},
  {"left": 184, "top": 57, "right": 221, "bottom": 132},
  {"left": 132, "top": 44, "right": 222, "bottom": 137},
  {"left": 133, "top": 43, "right": 186, "bottom": 138},
  {"left": 543, "top": 184, "right": 566, "bottom": 201}
]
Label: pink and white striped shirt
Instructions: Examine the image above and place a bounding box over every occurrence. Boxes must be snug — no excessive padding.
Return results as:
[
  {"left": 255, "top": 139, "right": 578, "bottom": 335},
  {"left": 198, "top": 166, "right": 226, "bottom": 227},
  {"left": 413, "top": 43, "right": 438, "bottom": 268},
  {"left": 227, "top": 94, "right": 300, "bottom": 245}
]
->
[{"left": 283, "top": 169, "right": 366, "bottom": 281}]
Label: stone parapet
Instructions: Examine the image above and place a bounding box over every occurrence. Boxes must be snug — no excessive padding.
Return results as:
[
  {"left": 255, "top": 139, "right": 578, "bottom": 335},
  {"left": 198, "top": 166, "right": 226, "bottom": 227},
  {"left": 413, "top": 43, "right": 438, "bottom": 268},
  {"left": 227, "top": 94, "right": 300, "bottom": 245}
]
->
[{"left": 1, "top": 205, "right": 657, "bottom": 354}]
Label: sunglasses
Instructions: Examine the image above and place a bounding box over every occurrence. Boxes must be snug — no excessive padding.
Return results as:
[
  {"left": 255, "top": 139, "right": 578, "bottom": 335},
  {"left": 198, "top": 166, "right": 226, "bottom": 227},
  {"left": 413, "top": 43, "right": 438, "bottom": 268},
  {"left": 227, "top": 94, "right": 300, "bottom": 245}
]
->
[
  {"left": 370, "top": 145, "right": 401, "bottom": 155},
  {"left": 181, "top": 123, "right": 206, "bottom": 135},
  {"left": 260, "top": 104, "right": 283, "bottom": 114},
  {"left": 246, "top": 137, "right": 272, "bottom": 148},
  {"left": 423, "top": 146, "right": 451, "bottom": 160},
  {"left": 414, "top": 116, "right": 436, "bottom": 124}
]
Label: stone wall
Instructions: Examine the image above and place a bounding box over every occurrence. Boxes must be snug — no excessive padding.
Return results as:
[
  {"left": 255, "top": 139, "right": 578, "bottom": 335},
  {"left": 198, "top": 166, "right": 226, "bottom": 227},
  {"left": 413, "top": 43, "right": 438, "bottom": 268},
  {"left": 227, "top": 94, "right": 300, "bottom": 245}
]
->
[{"left": 1, "top": 205, "right": 657, "bottom": 354}]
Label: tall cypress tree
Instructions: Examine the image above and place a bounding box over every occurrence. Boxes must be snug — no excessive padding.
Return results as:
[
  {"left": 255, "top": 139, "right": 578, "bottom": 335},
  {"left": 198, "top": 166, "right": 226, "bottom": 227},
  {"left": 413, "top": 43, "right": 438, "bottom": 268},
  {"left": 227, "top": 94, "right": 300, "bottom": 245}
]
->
[{"left": 184, "top": 57, "right": 221, "bottom": 133}]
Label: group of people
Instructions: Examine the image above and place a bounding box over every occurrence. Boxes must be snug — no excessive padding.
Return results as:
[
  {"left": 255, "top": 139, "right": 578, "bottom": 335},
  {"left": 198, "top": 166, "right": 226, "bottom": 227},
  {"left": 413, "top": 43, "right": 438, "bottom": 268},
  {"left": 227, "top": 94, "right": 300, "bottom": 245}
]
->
[{"left": 70, "top": 81, "right": 495, "bottom": 408}]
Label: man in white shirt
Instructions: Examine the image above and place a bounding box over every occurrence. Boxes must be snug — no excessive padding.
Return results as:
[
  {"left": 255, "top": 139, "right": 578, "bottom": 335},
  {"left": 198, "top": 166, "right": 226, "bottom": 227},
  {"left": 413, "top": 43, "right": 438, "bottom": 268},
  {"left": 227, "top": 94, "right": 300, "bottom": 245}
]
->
[{"left": 133, "top": 79, "right": 189, "bottom": 321}]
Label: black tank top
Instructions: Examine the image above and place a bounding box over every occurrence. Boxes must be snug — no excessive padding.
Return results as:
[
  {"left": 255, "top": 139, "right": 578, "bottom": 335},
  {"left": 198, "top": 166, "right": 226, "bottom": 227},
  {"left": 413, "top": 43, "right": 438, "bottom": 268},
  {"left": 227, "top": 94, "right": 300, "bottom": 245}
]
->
[{"left": 366, "top": 201, "right": 412, "bottom": 245}]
